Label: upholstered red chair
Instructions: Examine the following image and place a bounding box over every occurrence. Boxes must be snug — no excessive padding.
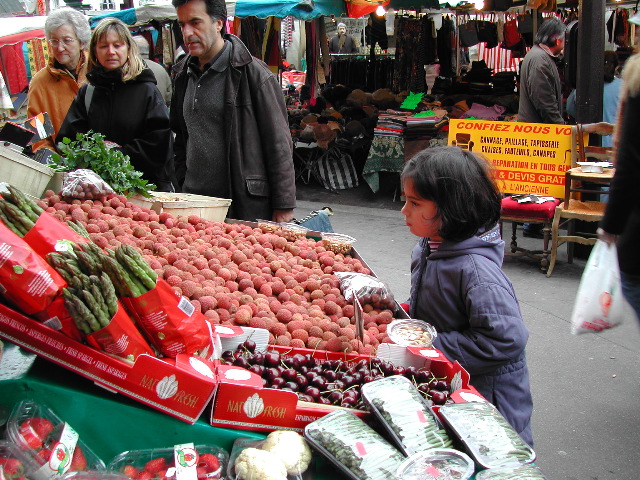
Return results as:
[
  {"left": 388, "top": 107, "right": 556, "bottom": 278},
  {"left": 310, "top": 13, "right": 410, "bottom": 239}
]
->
[{"left": 500, "top": 196, "right": 562, "bottom": 272}]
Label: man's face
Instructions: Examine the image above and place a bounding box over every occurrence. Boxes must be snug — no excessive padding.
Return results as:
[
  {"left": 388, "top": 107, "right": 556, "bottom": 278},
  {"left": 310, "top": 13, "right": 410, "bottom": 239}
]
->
[
  {"left": 338, "top": 25, "right": 346, "bottom": 35},
  {"left": 176, "top": 0, "right": 224, "bottom": 66}
]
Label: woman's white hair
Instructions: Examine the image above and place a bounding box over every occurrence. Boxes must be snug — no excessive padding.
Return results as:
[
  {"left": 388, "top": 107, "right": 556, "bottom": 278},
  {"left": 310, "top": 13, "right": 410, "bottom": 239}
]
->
[{"left": 45, "top": 7, "right": 91, "bottom": 47}]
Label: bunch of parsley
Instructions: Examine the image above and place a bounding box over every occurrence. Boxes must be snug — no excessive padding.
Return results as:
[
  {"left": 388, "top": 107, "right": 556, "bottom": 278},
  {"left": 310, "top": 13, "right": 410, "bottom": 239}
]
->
[{"left": 50, "top": 131, "right": 155, "bottom": 197}]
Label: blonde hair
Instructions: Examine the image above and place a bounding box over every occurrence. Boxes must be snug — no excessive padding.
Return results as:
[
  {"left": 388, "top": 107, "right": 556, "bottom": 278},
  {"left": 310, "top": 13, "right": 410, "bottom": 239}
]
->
[{"left": 88, "top": 17, "right": 145, "bottom": 82}]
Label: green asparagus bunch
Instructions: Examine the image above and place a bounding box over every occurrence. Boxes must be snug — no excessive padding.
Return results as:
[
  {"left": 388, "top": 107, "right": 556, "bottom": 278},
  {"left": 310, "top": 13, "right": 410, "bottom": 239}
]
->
[
  {"left": 103, "top": 244, "right": 158, "bottom": 298},
  {"left": 0, "top": 184, "right": 44, "bottom": 236},
  {"left": 62, "top": 272, "right": 118, "bottom": 334}
]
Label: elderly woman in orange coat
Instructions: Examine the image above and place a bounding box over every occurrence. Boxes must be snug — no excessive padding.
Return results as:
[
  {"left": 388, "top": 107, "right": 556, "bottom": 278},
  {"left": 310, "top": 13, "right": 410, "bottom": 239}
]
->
[{"left": 27, "top": 7, "right": 91, "bottom": 151}]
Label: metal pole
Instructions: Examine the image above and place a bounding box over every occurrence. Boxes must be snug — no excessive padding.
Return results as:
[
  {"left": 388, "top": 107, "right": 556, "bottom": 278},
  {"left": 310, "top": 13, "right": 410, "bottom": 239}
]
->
[{"left": 575, "top": 0, "right": 605, "bottom": 126}]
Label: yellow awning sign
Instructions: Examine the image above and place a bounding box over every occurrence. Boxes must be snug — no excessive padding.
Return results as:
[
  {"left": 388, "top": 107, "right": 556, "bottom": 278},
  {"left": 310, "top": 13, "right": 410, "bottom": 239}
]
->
[{"left": 448, "top": 119, "right": 575, "bottom": 198}]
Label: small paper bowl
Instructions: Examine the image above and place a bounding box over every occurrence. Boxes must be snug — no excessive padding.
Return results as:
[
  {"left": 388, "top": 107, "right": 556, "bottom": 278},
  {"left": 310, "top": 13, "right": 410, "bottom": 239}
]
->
[
  {"left": 388, "top": 319, "right": 437, "bottom": 347},
  {"left": 321, "top": 232, "right": 356, "bottom": 254}
]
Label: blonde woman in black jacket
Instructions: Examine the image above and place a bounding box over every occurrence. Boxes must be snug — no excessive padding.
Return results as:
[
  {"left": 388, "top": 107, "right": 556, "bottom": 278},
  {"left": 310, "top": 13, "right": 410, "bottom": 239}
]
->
[
  {"left": 598, "top": 52, "right": 640, "bottom": 321},
  {"left": 57, "top": 17, "right": 173, "bottom": 191}
]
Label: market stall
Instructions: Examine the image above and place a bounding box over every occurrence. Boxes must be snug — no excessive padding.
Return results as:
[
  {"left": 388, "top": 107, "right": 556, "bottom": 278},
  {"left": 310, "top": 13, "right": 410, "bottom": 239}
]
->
[{"left": 0, "top": 137, "right": 544, "bottom": 478}]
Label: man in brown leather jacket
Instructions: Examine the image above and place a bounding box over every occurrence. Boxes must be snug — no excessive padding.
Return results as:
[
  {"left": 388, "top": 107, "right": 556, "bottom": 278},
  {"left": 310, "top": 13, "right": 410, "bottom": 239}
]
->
[{"left": 170, "top": 0, "right": 296, "bottom": 222}]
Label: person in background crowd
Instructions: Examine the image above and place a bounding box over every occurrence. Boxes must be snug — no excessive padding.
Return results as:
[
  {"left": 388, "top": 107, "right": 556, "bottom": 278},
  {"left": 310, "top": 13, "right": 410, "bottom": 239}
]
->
[
  {"left": 133, "top": 35, "right": 173, "bottom": 107},
  {"left": 401, "top": 146, "right": 534, "bottom": 447},
  {"left": 329, "top": 22, "right": 358, "bottom": 54},
  {"left": 597, "top": 50, "right": 640, "bottom": 321},
  {"left": 27, "top": 7, "right": 91, "bottom": 152},
  {"left": 170, "top": 0, "right": 296, "bottom": 222},
  {"left": 518, "top": 16, "right": 566, "bottom": 238},
  {"left": 566, "top": 50, "right": 622, "bottom": 147},
  {"left": 57, "top": 17, "right": 173, "bottom": 191}
]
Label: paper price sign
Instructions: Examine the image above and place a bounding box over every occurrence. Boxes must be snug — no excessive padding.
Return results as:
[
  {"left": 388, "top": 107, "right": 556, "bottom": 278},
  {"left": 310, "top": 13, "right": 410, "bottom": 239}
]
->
[{"left": 448, "top": 119, "right": 577, "bottom": 198}]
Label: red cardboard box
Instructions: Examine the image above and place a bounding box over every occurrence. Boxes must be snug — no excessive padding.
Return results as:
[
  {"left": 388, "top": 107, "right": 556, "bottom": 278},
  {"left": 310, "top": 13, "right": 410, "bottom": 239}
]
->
[
  {"left": 210, "top": 327, "right": 483, "bottom": 433},
  {"left": 0, "top": 303, "right": 217, "bottom": 424}
]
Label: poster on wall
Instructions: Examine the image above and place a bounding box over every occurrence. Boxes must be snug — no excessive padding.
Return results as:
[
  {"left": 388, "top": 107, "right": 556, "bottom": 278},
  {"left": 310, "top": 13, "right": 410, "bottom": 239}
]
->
[{"left": 448, "top": 119, "right": 575, "bottom": 198}]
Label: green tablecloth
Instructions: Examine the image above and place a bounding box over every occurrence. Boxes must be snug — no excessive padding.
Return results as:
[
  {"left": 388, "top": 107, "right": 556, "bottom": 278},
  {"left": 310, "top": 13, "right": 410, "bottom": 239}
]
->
[
  {"left": 362, "top": 135, "right": 405, "bottom": 193},
  {"left": 0, "top": 344, "right": 344, "bottom": 479}
]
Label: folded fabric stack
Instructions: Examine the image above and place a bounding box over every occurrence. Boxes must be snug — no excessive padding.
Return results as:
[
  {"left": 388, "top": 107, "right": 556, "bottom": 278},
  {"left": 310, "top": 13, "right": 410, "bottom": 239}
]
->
[
  {"left": 373, "top": 112, "right": 409, "bottom": 137},
  {"left": 403, "top": 113, "right": 449, "bottom": 140},
  {"left": 492, "top": 71, "right": 517, "bottom": 95}
]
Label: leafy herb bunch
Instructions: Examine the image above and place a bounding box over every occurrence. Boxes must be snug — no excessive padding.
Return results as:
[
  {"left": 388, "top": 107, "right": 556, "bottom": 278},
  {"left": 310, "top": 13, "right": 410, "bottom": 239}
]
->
[{"left": 51, "top": 131, "right": 155, "bottom": 197}]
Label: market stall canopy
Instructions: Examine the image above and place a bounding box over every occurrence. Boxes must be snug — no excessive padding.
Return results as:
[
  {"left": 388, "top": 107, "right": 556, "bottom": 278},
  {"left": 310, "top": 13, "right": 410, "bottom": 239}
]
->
[
  {"left": 234, "top": 0, "right": 345, "bottom": 19},
  {"left": 0, "top": 15, "right": 46, "bottom": 47},
  {"left": 89, "top": 2, "right": 236, "bottom": 27}
]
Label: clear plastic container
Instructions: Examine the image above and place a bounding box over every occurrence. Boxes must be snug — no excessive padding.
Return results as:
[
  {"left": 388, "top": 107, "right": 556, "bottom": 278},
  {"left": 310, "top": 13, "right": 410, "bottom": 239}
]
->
[
  {"left": 108, "top": 445, "right": 228, "bottom": 480},
  {"left": 438, "top": 402, "right": 535, "bottom": 469},
  {"left": 256, "top": 220, "right": 281, "bottom": 234},
  {"left": 320, "top": 232, "right": 356, "bottom": 255},
  {"left": 387, "top": 319, "right": 437, "bottom": 348},
  {"left": 6, "top": 400, "right": 106, "bottom": 480},
  {"left": 475, "top": 463, "right": 548, "bottom": 479},
  {"left": 279, "top": 223, "right": 310, "bottom": 241},
  {"left": 61, "top": 471, "right": 131, "bottom": 480},
  {"left": 396, "top": 448, "right": 475, "bottom": 480},
  {"left": 361, "top": 375, "right": 452, "bottom": 456},
  {"left": 303, "top": 409, "right": 405, "bottom": 480},
  {"left": 0, "top": 440, "right": 30, "bottom": 479}
]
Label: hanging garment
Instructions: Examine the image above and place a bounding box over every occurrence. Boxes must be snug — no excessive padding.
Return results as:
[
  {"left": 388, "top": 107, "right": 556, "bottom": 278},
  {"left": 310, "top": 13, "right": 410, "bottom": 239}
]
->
[
  {"left": 420, "top": 15, "right": 438, "bottom": 65},
  {"left": 392, "top": 17, "right": 426, "bottom": 93},
  {"left": 477, "top": 20, "right": 498, "bottom": 49},
  {"left": 1, "top": 43, "right": 28, "bottom": 94},
  {"left": 436, "top": 16, "right": 455, "bottom": 77},
  {"left": 262, "top": 17, "right": 281, "bottom": 74},
  {"left": 26, "top": 38, "right": 48, "bottom": 77},
  {"left": 459, "top": 20, "right": 480, "bottom": 47}
]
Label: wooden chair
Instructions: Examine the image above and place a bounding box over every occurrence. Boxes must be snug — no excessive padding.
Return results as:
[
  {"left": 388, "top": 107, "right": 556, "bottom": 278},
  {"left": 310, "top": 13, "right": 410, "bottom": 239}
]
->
[
  {"left": 545, "top": 123, "right": 614, "bottom": 277},
  {"left": 500, "top": 195, "right": 561, "bottom": 273}
]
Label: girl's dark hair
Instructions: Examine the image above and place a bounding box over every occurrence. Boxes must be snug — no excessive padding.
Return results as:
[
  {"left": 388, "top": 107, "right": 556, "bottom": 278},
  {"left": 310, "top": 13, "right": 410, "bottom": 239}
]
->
[{"left": 401, "top": 146, "right": 502, "bottom": 242}]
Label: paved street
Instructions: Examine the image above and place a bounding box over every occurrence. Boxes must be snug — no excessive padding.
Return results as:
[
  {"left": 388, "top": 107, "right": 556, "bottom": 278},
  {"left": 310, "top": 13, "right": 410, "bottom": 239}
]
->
[{"left": 295, "top": 178, "right": 640, "bottom": 480}]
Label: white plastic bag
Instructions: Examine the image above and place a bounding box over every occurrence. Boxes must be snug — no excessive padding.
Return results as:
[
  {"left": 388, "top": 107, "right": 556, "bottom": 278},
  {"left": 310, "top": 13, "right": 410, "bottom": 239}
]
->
[{"left": 570, "top": 240, "right": 633, "bottom": 334}]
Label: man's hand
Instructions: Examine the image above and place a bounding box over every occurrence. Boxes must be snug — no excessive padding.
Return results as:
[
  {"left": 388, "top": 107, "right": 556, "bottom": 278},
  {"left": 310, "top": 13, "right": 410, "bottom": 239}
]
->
[
  {"left": 272, "top": 209, "right": 294, "bottom": 223},
  {"left": 597, "top": 227, "right": 617, "bottom": 246}
]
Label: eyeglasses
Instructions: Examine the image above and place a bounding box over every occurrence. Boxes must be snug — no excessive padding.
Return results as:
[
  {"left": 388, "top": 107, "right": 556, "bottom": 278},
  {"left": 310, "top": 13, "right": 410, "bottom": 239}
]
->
[{"left": 49, "top": 37, "right": 77, "bottom": 48}]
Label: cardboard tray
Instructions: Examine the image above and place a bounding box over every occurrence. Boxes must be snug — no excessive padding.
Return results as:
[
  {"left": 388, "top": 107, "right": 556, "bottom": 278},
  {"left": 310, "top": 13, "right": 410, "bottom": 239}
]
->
[
  {"left": 0, "top": 303, "right": 217, "bottom": 424},
  {"left": 209, "top": 326, "right": 481, "bottom": 433},
  {"left": 129, "top": 192, "right": 232, "bottom": 222},
  {"left": 0, "top": 146, "right": 55, "bottom": 199}
]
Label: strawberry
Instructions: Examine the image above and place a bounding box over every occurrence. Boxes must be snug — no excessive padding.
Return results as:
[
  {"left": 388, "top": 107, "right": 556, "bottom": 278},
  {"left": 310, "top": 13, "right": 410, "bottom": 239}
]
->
[
  {"left": 69, "top": 446, "right": 87, "bottom": 471},
  {"left": 144, "top": 458, "right": 167, "bottom": 474},
  {"left": 196, "top": 454, "right": 219, "bottom": 473},
  {"left": 36, "top": 448, "right": 52, "bottom": 466},
  {"left": 136, "top": 471, "right": 153, "bottom": 480},
  {"left": 122, "top": 465, "right": 139, "bottom": 479},
  {"left": 0, "top": 458, "right": 24, "bottom": 478},
  {"left": 17, "top": 418, "right": 54, "bottom": 449}
]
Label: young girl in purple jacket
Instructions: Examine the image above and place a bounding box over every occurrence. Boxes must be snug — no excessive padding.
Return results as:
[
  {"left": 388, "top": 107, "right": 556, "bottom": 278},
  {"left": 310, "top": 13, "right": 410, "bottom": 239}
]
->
[{"left": 401, "top": 146, "right": 534, "bottom": 446}]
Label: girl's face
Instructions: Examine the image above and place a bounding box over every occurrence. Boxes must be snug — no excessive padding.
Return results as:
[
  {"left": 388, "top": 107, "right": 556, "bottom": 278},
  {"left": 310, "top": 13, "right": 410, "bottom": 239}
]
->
[
  {"left": 95, "top": 29, "right": 129, "bottom": 71},
  {"left": 401, "top": 178, "right": 443, "bottom": 241}
]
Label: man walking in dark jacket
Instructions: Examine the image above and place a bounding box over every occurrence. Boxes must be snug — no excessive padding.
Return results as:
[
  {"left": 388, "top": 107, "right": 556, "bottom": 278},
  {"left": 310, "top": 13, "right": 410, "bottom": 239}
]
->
[
  {"left": 170, "top": 0, "right": 296, "bottom": 222},
  {"left": 518, "top": 17, "right": 566, "bottom": 237}
]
